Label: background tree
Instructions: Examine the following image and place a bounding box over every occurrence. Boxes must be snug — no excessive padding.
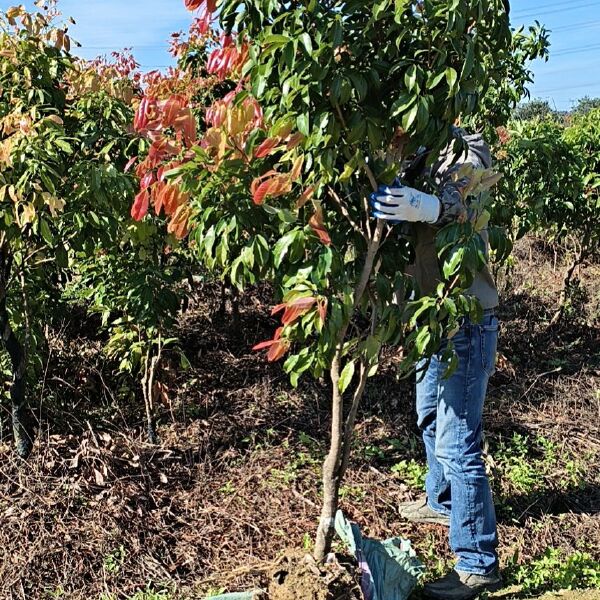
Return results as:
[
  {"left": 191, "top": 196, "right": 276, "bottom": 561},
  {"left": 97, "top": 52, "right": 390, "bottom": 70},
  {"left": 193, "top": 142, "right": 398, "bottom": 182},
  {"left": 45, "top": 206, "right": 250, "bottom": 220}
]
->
[
  {"left": 494, "top": 110, "right": 600, "bottom": 325},
  {"left": 513, "top": 98, "right": 554, "bottom": 122},
  {"left": 571, "top": 96, "right": 600, "bottom": 116}
]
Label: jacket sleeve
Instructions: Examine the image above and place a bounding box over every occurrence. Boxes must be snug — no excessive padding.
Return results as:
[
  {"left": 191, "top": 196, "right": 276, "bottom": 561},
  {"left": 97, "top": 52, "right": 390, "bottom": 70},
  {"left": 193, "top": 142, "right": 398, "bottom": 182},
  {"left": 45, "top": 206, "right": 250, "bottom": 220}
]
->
[{"left": 430, "top": 130, "right": 492, "bottom": 227}]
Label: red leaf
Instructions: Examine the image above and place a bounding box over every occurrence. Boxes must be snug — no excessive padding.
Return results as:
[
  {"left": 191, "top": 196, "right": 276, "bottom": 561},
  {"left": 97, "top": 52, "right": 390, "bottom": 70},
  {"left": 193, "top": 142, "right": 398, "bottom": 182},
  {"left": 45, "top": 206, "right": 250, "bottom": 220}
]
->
[
  {"left": 252, "top": 328, "right": 290, "bottom": 362},
  {"left": 161, "top": 95, "right": 186, "bottom": 128},
  {"left": 140, "top": 171, "right": 155, "bottom": 190},
  {"left": 272, "top": 297, "right": 317, "bottom": 326},
  {"left": 296, "top": 185, "right": 316, "bottom": 209},
  {"left": 254, "top": 137, "right": 281, "bottom": 159},
  {"left": 250, "top": 173, "right": 292, "bottom": 205},
  {"left": 131, "top": 189, "right": 149, "bottom": 221},
  {"left": 309, "top": 207, "right": 332, "bottom": 246},
  {"left": 124, "top": 156, "right": 137, "bottom": 173}
]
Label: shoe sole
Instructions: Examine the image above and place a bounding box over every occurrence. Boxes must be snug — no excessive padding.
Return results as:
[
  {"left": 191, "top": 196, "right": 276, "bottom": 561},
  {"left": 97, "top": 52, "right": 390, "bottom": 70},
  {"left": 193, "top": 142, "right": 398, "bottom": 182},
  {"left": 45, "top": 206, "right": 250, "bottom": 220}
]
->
[
  {"left": 424, "top": 580, "right": 503, "bottom": 599},
  {"left": 400, "top": 514, "right": 450, "bottom": 526}
]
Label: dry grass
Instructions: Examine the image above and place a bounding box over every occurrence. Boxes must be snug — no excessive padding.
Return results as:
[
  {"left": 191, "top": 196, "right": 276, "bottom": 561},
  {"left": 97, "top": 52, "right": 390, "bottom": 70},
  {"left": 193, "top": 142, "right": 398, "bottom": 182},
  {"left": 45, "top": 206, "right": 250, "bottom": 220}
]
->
[{"left": 0, "top": 237, "right": 598, "bottom": 599}]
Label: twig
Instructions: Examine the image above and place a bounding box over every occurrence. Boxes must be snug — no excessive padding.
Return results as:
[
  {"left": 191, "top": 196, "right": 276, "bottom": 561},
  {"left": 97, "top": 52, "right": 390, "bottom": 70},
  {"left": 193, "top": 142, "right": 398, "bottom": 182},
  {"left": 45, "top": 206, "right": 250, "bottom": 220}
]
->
[
  {"left": 327, "top": 187, "right": 368, "bottom": 242},
  {"left": 518, "top": 367, "right": 563, "bottom": 401}
]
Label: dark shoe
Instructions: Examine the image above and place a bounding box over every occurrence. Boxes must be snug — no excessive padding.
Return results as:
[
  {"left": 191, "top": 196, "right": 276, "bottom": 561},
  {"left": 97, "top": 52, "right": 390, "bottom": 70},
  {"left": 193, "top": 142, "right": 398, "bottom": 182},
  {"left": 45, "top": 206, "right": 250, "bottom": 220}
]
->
[
  {"left": 423, "top": 568, "right": 503, "bottom": 599},
  {"left": 398, "top": 495, "right": 450, "bottom": 526}
]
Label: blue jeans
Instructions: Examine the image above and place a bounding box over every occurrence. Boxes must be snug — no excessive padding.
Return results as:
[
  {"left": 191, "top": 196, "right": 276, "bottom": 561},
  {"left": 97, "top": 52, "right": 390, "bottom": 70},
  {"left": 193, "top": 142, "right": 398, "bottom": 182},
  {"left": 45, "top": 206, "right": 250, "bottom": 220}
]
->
[{"left": 416, "top": 310, "right": 499, "bottom": 575}]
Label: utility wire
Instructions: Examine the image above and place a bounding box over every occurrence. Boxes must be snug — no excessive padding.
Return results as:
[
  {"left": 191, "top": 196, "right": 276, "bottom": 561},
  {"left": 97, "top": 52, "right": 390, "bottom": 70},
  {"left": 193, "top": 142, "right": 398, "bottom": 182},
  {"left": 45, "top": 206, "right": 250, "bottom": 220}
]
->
[
  {"left": 552, "top": 42, "right": 600, "bottom": 57},
  {"left": 513, "top": 1, "right": 599, "bottom": 19},
  {"left": 551, "top": 19, "right": 600, "bottom": 32},
  {"left": 512, "top": 0, "right": 595, "bottom": 17},
  {"left": 513, "top": 0, "right": 596, "bottom": 12},
  {"left": 535, "top": 80, "right": 600, "bottom": 94}
]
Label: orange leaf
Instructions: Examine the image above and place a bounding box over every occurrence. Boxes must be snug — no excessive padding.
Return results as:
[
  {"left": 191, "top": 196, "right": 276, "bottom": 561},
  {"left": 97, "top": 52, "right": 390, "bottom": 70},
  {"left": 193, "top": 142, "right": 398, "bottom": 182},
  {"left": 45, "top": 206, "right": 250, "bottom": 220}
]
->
[
  {"left": 161, "top": 95, "right": 187, "bottom": 128},
  {"left": 290, "top": 155, "right": 304, "bottom": 180},
  {"left": 167, "top": 205, "right": 191, "bottom": 239},
  {"left": 286, "top": 132, "right": 305, "bottom": 150},
  {"left": 251, "top": 173, "right": 292, "bottom": 205},
  {"left": 296, "top": 185, "right": 316, "bottom": 209},
  {"left": 131, "top": 189, "right": 149, "bottom": 221},
  {"left": 309, "top": 207, "right": 332, "bottom": 246},
  {"left": 254, "top": 137, "right": 281, "bottom": 159}
]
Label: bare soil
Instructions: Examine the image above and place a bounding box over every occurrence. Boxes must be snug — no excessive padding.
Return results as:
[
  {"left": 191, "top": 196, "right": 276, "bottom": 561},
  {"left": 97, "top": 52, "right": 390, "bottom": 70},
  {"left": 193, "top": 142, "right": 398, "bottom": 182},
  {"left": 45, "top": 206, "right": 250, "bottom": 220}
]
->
[{"left": 0, "top": 236, "right": 598, "bottom": 599}]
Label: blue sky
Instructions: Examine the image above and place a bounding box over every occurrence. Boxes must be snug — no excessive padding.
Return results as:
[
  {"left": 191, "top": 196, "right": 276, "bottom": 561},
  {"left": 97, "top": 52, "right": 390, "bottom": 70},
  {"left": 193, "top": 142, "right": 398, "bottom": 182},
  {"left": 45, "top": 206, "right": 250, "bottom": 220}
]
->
[{"left": 1, "top": 0, "right": 599, "bottom": 110}]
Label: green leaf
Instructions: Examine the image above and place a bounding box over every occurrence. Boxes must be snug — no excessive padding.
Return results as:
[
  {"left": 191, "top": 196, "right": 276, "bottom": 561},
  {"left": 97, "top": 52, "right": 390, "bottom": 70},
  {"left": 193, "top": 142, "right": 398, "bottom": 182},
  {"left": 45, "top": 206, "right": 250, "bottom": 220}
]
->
[
  {"left": 445, "top": 67, "right": 458, "bottom": 93},
  {"left": 297, "top": 113, "right": 310, "bottom": 136},
  {"left": 273, "top": 230, "right": 298, "bottom": 267},
  {"left": 390, "top": 93, "right": 416, "bottom": 117},
  {"left": 402, "top": 103, "right": 419, "bottom": 132},
  {"left": 404, "top": 65, "right": 418, "bottom": 92},
  {"left": 40, "top": 218, "right": 53, "bottom": 245},
  {"left": 338, "top": 360, "right": 356, "bottom": 394},
  {"left": 299, "top": 33, "right": 313, "bottom": 55},
  {"left": 263, "top": 34, "right": 291, "bottom": 47}
]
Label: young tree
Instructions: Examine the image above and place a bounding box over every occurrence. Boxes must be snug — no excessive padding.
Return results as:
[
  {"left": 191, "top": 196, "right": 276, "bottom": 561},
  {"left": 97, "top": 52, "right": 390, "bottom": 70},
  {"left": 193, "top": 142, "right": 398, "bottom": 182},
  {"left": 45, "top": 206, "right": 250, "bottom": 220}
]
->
[
  {"left": 132, "top": 0, "right": 545, "bottom": 561},
  {"left": 0, "top": 3, "right": 80, "bottom": 456},
  {"left": 495, "top": 111, "right": 600, "bottom": 325}
]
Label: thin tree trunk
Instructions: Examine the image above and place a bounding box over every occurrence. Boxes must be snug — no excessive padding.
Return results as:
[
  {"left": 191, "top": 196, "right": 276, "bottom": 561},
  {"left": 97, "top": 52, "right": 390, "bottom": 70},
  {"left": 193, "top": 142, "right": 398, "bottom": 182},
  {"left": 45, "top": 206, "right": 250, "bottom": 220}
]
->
[
  {"left": 0, "top": 245, "right": 33, "bottom": 458},
  {"left": 313, "top": 220, "right": 384, "bottom": 562},
  {"left": 314, "top": 352, "right": 345, "bottom": 561},
  {"left": 141, "top": 341, "right": 161, "bottom": 444},
  {"left": 549, "top": 250, "right": 584, "bottom": 328},
  {"left": 230, "top": 286, "right": 241, "bottom": 330}
]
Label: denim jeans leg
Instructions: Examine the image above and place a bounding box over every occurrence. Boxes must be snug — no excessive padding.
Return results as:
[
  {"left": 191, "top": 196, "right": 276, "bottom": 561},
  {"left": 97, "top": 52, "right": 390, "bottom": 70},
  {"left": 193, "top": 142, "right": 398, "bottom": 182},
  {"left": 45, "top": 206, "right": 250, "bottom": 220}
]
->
[
  {"left": 434, "top": 314, "right": 500, "bottom": 575},
  {"left": 416, "top": 358, "right": 451, "bottom": 516}
]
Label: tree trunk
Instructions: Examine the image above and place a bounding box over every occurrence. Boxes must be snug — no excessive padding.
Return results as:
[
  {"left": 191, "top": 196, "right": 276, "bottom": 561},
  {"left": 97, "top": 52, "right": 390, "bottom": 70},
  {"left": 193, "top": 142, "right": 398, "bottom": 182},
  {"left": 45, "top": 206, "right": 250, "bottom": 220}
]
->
[
  {"left": 0, "top": 245, "right": 33, "bottom": 458},
  {"left": 313, "top": 220, "right": 384, "bottom": 562},
  {"left": 314, "top": 353, "right": 344, "bottom": 561},
  {"left": 141, "top": 344, "right": 161, "bottom": 444},
  {"left": 549, "top": 245, "right": 585, "bottom": 328}
]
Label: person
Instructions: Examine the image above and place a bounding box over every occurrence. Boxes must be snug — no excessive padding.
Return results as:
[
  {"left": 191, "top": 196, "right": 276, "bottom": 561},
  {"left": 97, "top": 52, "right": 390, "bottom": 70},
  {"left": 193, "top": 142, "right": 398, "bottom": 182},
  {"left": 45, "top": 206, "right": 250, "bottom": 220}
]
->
[{"left": 370, "top": 128, "right": 502, "bottom": 600}]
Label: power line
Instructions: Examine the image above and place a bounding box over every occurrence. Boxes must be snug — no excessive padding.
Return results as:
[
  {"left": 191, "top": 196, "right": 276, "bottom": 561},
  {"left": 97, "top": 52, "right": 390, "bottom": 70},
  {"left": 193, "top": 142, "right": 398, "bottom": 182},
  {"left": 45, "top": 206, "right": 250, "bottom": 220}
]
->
[
  {"left": 82, "top": 45, "right": 170, "bottom": 50},
  {"left": 513, "top": 1, "right": 599, "bottom": 19},
  {"left": 513, "top": 0, "right": 594, "bottom": 13},
  {"left": 552, "top": 42, "right": 600, "bottom": 57},
  {"left": 535, "top": 80, "right": 600, "bottom": 94},
  {"left": 551, "top": 19, "right": 600, "bottom": 32}
]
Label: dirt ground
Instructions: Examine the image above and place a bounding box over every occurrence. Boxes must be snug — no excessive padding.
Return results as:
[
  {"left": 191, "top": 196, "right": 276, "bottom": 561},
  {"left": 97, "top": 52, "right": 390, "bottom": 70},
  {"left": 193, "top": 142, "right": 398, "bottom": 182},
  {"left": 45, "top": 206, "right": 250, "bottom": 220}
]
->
[{"left": 0, "top": 236, "right": 598, "bottom": 600}]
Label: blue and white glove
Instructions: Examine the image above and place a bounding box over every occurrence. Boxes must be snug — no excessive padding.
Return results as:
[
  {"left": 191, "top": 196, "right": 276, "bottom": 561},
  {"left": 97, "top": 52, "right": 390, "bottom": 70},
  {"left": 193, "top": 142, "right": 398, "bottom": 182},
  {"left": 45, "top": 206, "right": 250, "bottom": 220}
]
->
[{"left": 370, "top": 183, "right": 441, "bottom": 224}]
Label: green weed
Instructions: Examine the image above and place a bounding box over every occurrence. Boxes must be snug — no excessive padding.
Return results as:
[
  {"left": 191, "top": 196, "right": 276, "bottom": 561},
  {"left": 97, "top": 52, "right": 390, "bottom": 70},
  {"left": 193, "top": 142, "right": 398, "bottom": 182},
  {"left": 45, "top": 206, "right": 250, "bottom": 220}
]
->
[
  {"left": 507, "top": 548, "right": 600, "bottom": 593},
  {"left": 492, "top": 433, "right": 586, "bottom": 497},
  {"left": 391, "top": 459, "right": 427, "bottom": 490},
  {"left": 103, "top": 545, "right": 126, "bottom": 575}
]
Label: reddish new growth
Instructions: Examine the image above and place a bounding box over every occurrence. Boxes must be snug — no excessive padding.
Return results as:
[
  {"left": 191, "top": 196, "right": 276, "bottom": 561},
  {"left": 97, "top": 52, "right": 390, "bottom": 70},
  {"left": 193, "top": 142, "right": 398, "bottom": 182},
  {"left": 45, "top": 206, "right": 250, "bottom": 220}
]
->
[
  {"left": 184, "top": 0, "right": 216, "bottom": 34},
  {"left": 253, "top": 297, "right": 328, "bottom": 361},
  {"left": 207, "top": 33, "right": 250, "bottom": 81},
  {"left": 496, "top": 126, "right": 511, "bottom": 146},
  {"left": 130, "top": 91, "right": 196, "bottom": 238}
]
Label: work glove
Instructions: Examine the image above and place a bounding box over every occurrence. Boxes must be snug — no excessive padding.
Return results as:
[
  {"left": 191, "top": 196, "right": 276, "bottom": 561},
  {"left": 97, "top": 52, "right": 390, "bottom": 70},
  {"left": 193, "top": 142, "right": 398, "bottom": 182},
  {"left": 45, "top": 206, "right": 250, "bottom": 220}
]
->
[{"left": 370, "top": 183, "right": 441, "bottom": 224}]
